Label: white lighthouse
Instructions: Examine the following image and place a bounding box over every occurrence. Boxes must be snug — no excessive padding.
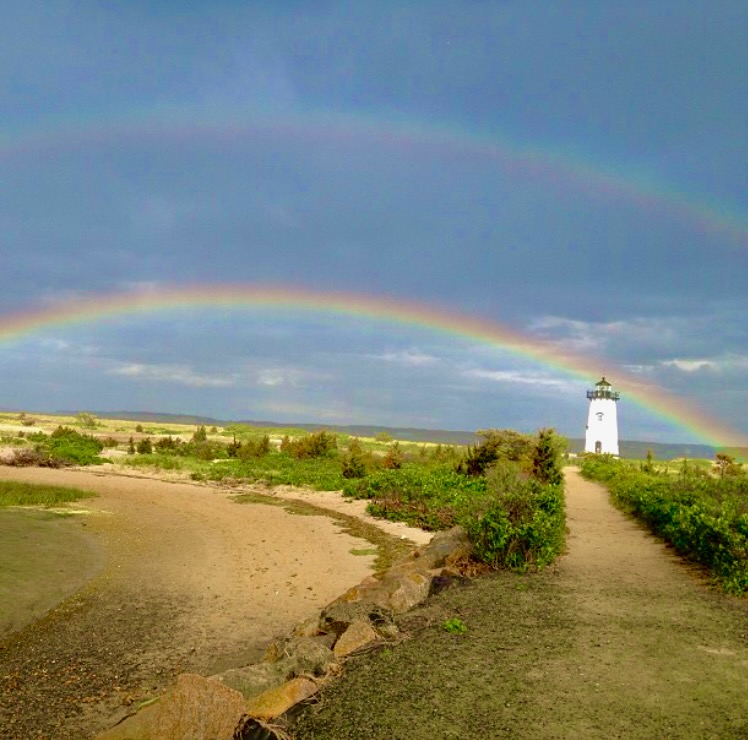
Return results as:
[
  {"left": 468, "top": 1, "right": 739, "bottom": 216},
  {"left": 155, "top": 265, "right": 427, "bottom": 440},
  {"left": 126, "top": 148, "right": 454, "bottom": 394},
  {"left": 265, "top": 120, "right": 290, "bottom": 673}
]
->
[{"left": 585, "top": 377, "right": 620, "bottom": 455}]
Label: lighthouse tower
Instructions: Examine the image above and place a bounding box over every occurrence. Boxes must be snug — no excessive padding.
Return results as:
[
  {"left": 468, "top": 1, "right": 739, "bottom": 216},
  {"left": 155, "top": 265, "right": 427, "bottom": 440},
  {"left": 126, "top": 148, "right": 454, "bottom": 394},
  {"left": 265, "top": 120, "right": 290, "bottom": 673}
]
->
[{"left": 585, "top": 377, "right": 620, "bottom": 455}]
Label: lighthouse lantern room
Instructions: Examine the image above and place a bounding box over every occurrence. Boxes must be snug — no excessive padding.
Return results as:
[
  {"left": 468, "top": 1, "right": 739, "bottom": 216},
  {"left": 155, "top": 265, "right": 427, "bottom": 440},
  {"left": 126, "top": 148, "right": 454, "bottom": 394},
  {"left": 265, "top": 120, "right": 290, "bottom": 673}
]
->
[{"left": 584, "top": 377, "right": 620, "bottom": 456}]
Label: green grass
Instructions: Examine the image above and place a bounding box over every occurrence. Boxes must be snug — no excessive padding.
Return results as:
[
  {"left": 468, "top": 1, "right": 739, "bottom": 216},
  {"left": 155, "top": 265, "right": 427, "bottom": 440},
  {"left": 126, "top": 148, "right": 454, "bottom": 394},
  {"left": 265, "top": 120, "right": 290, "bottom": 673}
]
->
[
  {"left": 202, "top": 452, "right": 347, "bottom": 490},
  {"left": 0, "top": 480, "right": 96, "bottom": 507}
]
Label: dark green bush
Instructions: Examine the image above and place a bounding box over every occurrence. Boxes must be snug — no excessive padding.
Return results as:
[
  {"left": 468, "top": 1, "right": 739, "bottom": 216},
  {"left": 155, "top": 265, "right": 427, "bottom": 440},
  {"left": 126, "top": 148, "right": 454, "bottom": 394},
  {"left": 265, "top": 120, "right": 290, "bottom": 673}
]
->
[
  {"left": 343, "top": 432, "right": 567, "bottom": 571},
  {"left": 33, "top": 426, "right": 104, "bottom": 466},
  {"left": 282, "top": 430, "right": 338, "bottom": 459},
  {"left": 458, "top": 429, "right": 535, "bottom": 476},
  {"left": 340, "top": 438, "right": 370, "bottom": 479},
  {"left": 237, "top": 435, "right": 271, "bottom": 460},
  {"left": 136, "top": 437, "right": 153, "bottom": 455}
]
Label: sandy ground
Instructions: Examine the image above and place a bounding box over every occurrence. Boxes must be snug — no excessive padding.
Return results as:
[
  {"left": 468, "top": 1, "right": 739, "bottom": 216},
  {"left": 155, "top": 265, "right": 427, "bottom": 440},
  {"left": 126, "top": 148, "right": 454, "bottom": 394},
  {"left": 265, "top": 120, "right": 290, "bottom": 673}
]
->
[{"left": 0, "top": 466, "right": 428, "bottom": 738}]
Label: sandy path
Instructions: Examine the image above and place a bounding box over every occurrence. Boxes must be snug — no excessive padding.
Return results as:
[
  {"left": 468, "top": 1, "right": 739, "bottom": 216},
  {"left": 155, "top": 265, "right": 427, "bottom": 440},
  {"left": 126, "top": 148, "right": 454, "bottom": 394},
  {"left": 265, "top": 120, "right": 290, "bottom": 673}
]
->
[
  {"left": 0, "top": 466, "right": 403, "bottom": 738},
  {"left": 540, "top": 468, "right": 748, "bottom": 736}
]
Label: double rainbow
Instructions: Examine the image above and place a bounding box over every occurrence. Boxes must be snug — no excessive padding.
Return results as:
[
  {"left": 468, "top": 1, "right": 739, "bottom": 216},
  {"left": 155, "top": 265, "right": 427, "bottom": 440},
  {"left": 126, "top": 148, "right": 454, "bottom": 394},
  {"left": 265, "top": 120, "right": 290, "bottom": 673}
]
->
[{"left": 0, "top": 284, "right": 745, "bottom": 447}]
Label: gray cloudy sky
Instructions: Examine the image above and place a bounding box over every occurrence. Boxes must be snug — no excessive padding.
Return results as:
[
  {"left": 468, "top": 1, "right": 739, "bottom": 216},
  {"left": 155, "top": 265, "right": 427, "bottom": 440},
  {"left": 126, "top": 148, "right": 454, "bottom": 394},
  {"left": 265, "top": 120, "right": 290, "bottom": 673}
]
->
[{"left": 1, "top": 1, "right": 746, "bottom": 444}]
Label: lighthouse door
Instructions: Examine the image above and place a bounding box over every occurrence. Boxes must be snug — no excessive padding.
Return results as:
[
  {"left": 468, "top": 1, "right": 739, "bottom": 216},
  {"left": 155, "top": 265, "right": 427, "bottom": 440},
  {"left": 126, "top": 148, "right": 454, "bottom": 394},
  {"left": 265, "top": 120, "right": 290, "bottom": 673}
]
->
[{"left": 595, "top": 441, "right": 602, "bottom": 454}]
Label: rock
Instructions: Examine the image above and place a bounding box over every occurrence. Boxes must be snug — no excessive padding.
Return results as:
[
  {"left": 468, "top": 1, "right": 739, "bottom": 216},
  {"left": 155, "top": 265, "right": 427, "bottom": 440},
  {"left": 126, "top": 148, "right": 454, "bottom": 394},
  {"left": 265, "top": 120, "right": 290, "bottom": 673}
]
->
[
  {"left": 245, "top": 677, "right": 319, "bottom": 721},
  {"left": 376, "top": 567, "right": 433, "bottom": 613},
  {"left": 333, "top": 620, "right": 379, "bottom": 658},
  {"left": 411, "top": 526, "right": 472, "bottom": 569},
  {"left": 212, "top": 660, "right": 295, "bottom": 700},
  {"left": 319, "top": 601, "right": 394, "bottom": 635},
  {"left": 96, "top": 674, "right": 246, "bottom": 740},
  {"left": 273, "top": 636, "right": 339, "bottom": 676},
  {"left": 292, "top": 615, "right": 322, "bottom": 638}
]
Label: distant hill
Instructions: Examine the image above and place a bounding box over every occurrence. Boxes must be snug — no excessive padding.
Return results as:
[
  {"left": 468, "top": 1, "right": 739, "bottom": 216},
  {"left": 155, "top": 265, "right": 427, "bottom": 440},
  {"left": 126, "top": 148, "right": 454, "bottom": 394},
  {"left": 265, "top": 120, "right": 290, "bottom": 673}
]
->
[
  {"left": 566, "top": 438, "right": 720, "bottom": 461},
  {"left": 85, "top": 410, "right": 481, "bottom": 445},
  {"left": 66, "top": 410, "right": 746, "bottom": 460}
]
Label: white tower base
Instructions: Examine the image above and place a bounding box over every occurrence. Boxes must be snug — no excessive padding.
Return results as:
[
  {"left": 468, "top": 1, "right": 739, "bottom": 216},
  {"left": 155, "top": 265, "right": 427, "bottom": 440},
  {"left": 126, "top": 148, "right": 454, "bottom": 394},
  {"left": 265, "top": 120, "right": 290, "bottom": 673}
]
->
[{"left": 585, "top": 398, "right": 619, "bottom": 455}]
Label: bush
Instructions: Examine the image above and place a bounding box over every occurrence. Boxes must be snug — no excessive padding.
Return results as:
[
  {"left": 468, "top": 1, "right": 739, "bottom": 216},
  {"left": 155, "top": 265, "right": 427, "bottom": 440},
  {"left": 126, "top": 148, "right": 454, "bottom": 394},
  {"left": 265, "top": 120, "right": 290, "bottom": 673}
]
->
[
  {"left": 32, "top": 426, "right": 104, "bottom": 466},
  {"left": 282, "top": 430, "right": 338, "bottom": 459},
  {"left": 458, "top": 429, "right": 535, "bottom": 476},
  {"left": 465, "top": 464, "right": 565, "bottom": 571},
  {"left": 136, "top": 437, "right": 153, "bottom": 455},
  {"left": 382, "top": 442, "right": 404, "bottom": 470},
  {"left": 76, "top": 412, "right": 98, "bottom": 429},
  {"left": 341, "top": 438, "right": 370, "bottom": 479},
  {"left": 155, "top": 436, "right": 182, "bottom": 453},
  {"left": 237, "top": 435, "right": 271, "bottom": 460}
]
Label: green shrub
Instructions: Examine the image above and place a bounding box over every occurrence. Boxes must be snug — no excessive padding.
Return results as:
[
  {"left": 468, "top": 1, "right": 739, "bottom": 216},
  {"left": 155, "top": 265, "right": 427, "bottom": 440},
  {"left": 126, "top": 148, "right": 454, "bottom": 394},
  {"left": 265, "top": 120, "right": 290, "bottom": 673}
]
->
[
  {"left": 464, "top": 462, "right": 565, "bottom": 571},
  {"left": 382, "top": 442, "right": 404, "bottom": 470},
  {"left": 136, "top": 437, "right": 153, "bottom": 455},
  {"left": 283, "top": 430, "right": 338, "bottom": 459},
  {"left": 341, "top": 438, "right": 370, "bottom": 479},
  {"left": 237, "top": 435, "right": 271, "bottom": 460},
  {"left": 155, "top": 436, "right": 182, "bottom": 453},
  {"left": 458, "top": 429, "right": 535, "bottom": 476},
  {"left": 32, "top": 426, "right": 104, "bottom": 466}
]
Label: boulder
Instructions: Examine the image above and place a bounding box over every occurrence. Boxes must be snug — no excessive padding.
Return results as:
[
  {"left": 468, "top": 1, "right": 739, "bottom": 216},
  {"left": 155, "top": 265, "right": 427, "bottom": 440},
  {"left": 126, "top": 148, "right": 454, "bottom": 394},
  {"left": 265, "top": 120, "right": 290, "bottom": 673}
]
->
[
  {"left": 333, "top": 620, "right": 379, "bottom": 658},
  {"left": 319, "top": 601, "right": 394, "bottom": 635},
  {"left": 96, "top": 673, "right": 246, "bottom": 740},
  {"left": 376, "top": 566, "right": 434, "bottom": 614},
  {"left": 409, "top": 526, "right": 472, "bottom": 569},
  {"left": 212, "top": 660, "right": 295, "bottom": 700},
  {"left": 265, "top": 636, "right": 338, "bottom": 676},
  {"left": 245, "top": 677, "right": 319, "bottom": 721}
]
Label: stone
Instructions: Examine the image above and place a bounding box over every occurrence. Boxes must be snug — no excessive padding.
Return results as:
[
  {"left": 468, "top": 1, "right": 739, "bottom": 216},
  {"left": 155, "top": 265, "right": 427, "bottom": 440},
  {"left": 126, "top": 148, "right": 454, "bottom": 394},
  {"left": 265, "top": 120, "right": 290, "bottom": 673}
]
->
[
  {"left": 212, "top": 660, "right": 295, "bottom": 699},
  {"left": 292, "top": 615, "right": 322, "bottom": 638},
  {"left": 377, "top": 567, "right": 433, "bottom": 613},
  {"left": 278, "top": 636, "right": 338, "bottom": 676},
  {"left": 319, "top": 601, "right": 394, "bottom": 635},
  {"left": 333, "top": 619, "right": 379, "bottom": 658},
  {"left": 410, "top": 526, "right": 472, "bottom": 569},
  {"left": 96, "top": 674, "right": 246, "bottom": 740},
  {"left": 245, "top": 677, "right": 319, "bottom": 720}
]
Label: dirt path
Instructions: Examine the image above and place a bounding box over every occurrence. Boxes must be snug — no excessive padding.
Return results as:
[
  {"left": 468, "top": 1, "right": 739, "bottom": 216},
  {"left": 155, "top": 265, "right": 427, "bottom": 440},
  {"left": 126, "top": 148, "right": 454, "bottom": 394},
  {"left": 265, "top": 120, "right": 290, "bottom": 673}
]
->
[
  {"left": 294, "top": 468, "right": 748, "bottom": 739},
  {"left": 0, "top": 466, "right": 423, "bottom": 739}
]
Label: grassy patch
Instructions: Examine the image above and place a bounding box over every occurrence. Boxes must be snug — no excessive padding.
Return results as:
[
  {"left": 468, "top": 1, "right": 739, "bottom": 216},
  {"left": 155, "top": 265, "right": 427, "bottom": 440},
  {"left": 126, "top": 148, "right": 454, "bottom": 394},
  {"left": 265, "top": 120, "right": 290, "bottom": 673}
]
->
[{"left": 0, "top": 480, "right": 96, "bottom": 507}]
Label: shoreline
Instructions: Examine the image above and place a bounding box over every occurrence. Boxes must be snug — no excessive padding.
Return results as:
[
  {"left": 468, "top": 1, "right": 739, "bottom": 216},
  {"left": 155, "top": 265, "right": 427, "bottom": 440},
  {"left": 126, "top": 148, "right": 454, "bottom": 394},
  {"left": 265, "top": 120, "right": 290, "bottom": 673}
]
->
[{"left": 0, "top": 464, "right": 429, "bottom": 738}]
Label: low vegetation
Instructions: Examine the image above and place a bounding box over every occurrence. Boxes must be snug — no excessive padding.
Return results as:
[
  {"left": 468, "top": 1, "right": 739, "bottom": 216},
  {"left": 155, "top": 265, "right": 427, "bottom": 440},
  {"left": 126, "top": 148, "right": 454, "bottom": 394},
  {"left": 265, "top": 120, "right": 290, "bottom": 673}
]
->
[
  {"left": 0, "top": 480, "right": 95, "bottom": 507},
  {"left": 580, "top": 454, "right": 748, "bottom": 594}
]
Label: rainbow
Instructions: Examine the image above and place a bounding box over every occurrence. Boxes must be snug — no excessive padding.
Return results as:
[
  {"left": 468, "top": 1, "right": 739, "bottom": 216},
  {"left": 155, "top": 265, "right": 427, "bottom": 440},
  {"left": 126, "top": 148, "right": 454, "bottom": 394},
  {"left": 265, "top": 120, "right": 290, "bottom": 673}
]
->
[
  {"left": 0, "top": 284, "right": 745, "bottom": 447},
  {"left": 1, "top": 109, "right": 747, "bottom": 247}
]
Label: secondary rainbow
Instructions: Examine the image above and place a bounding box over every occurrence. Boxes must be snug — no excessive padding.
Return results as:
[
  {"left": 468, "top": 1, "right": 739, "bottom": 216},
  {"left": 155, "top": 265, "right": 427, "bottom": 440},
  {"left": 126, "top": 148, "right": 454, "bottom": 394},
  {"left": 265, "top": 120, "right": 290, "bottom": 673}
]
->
[
  {"left": 0, "top": 284, "right": 745, "bottom": 447},
  {"left": 1, "top": 109, "right": 746, "bottom": 247}
]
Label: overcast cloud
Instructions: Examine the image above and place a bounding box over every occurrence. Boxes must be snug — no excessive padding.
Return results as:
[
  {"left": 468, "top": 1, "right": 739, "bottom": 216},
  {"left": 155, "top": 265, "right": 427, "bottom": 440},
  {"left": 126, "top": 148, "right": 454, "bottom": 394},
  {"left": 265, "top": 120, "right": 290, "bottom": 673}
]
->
[{"left": 1, "top": 1, "right": 746, "bottom": 444}]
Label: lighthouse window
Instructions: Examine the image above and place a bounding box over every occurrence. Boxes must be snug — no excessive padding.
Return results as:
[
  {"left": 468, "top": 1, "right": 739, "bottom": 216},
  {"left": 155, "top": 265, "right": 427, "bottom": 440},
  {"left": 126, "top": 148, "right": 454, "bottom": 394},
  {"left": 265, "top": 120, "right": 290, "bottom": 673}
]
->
[{"left": 596, "top": 412, "right": 604, "bottom": 421}]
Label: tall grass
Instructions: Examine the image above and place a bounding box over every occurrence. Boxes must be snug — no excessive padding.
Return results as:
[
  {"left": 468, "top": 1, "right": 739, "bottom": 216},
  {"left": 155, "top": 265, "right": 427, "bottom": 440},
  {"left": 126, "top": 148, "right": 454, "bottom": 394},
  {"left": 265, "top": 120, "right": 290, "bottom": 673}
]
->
[{"left": 0, "top": 480, "right": 96, "bottom": 507}]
